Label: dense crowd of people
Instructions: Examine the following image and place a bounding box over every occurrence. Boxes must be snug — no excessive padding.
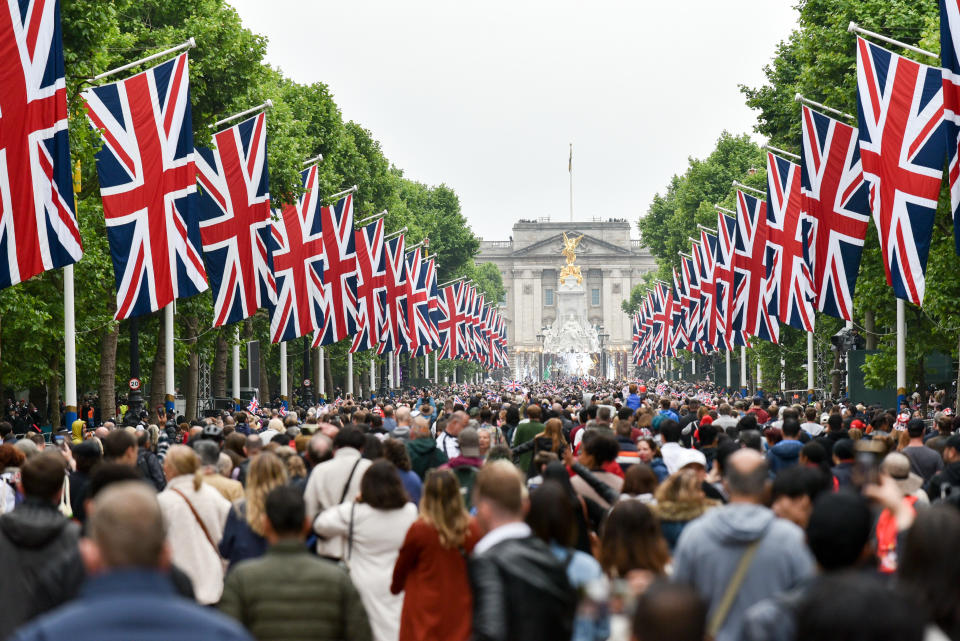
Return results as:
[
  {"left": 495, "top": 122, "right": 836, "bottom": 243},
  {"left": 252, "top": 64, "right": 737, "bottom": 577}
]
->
[{"left": 1, "top": 377, "right": 959, "bottom": 641}]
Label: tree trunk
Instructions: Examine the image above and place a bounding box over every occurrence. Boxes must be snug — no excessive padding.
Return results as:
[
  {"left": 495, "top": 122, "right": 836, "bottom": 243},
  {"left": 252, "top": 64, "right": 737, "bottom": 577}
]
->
[
  {"left": 48, "top": 349, "right": 61, "bottom": 430},
  {"left": 149, "top": 320, "right": 166, "bottom": 411},
  {"left": 184, "top": 316, "right": 199, "bottom": 421},
  {"left": 98, "top": 320, "right": 119, "bottom": 423},
  {"left": 864, "top": 309, "right": 877, "bottom": 350},
  {"left": 212, "top": 331, "right": 228, "bottom": 398}
]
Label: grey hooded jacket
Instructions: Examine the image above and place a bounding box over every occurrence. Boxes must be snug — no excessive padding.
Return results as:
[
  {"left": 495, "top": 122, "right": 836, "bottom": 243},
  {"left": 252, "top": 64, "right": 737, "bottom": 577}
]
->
[{"left": 672, "top": 502, "right": 813, "bottom": 641}]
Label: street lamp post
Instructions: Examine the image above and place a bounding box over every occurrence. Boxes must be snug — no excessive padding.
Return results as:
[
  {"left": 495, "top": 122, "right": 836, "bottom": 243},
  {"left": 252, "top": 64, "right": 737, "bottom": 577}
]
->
[
  {"left": 536, "top": 329, "right": 547, "bottom": 382},
  {"left": 597, "top": 326, "right": 609, "bottom": 379}
]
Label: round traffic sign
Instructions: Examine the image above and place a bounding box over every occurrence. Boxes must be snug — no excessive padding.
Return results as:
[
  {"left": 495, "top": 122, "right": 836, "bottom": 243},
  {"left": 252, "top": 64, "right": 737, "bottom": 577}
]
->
[
  {"left": 128, "top": 377, "right": 142, "bottom": 391},
  {"left": 303, "top": 379, "right": 311, "bottom": 387}
]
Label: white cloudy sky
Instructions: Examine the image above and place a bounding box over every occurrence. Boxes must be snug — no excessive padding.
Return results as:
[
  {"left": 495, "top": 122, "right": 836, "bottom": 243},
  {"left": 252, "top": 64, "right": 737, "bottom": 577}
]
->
[{"left": 228, "top": 1, "right": 799, "bottom": 241}]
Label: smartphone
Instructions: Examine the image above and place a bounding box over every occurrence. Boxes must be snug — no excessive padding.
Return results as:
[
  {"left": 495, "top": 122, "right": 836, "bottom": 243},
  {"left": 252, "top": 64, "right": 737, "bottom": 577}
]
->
[{"left": 851, "top": 439, "right": 885, "bottom": 489}]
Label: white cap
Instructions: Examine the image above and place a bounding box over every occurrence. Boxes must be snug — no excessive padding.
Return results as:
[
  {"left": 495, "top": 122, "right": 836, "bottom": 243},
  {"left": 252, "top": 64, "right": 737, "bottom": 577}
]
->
[{"left": 675, "top": 447, "right": 708, "bottom": 470}]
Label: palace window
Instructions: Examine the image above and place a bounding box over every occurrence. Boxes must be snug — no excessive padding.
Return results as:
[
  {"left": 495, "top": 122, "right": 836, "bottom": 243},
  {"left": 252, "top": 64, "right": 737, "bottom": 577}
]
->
[
  {"left": 591, "top": 288, "right": 601, "bottom": 306},
  {"left": 545, "top": 288, "right": 554, "bottom": 306}
]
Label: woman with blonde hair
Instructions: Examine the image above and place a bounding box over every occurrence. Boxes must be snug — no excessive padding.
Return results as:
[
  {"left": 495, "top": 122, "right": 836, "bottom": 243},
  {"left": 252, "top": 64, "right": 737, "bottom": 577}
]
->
[
  {"left": 652, "top": 468, "right": 720, "bottom": 551},
  {"left": 391, "top": 468, "right": 481, "bottom": 641},
  {"left": 157, "top": 444, "right": 231, "bottom": 604},
  {"left": 219, "top": 451, "right": 288, "bottom": 570}
]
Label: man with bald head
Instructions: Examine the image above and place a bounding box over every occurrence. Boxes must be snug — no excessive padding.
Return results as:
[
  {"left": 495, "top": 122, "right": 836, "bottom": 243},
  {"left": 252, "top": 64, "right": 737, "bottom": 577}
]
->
[
  {"left": 437, "top": 410, "right": 468, "bottom": 459},
  {"left": 672, "top": 449, "right": 813, "bottom": 641},
  {"left": 10, "top": 482, "right": 252, "bottom": 641}
]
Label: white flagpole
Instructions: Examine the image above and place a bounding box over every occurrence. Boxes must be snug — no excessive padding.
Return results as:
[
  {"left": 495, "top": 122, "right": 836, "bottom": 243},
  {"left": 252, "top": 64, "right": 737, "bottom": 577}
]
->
[
  {"left": 569, "top": 143, "right": 573, "bottom": 222},
  {"left": 434, "top": 352, "right": 439, "bottom": 384},
  {"left": 741, "top": 345, "right": 748, "bottom": 394},
  {"left": 210, "top": 99, "right": 273, "bottom": 130},
  {"left": 347, "top": 352, "right": 354, "bottom": 396},
  {"left": 847, "top": 22, "right": 939, "bottom": 60},
  {"left": 807, "top": 331, "right": 815, "bottom": 399},
  {"left": 279, "top": 342, "right": 288, "bottom": 408},
  {"left": 164, "top": 304, "right": 175, "bottom": 415},
  {"left": 370, "top": 356, "right": 376, "bottom": 392},
  {"left": 897, "top": 298, "right": 906, "bottom": 407},
  {"left": 63, "top": 265, "right": 77, "bottom": 427},
  {"left": 89, "top": 38, "right": 196, "bottom": 82},
  {"left": 388, "top": 352, "right": 395, "bottom": 388},
  {"left": 726, "top": 350, "right": 731, "bottom": 388},
  {"left": 232, "top": 326, "right": 241, "bottom": 411}
]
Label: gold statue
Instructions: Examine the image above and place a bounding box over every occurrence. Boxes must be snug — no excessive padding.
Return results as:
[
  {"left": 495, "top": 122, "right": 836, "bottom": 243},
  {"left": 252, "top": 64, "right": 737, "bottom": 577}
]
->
[{"left": 559, "top": 231, "right": 584, "bottom": 284}]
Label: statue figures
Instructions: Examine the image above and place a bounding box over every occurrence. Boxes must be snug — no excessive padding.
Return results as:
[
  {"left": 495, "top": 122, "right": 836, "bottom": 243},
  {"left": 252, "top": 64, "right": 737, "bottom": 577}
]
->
[{"left": 559, "top": 231, "right": 584, "bottom": 284}]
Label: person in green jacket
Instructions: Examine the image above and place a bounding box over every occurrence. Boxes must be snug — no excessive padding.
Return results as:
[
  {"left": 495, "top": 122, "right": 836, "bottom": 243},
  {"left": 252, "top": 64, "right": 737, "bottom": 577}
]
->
[
  {"left": 219, "top": 486, "right": 372, "bottom": 641},
  {"left": 511, "top": 403, "right": 546, "bottom": 474},
  {"left": 406, "top": 419, "right": 449, "bottom": 480}
]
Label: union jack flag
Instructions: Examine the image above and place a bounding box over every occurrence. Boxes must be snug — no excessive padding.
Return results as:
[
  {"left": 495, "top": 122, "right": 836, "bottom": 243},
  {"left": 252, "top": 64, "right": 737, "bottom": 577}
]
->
[
  {"left": 0, "top": 0, "right": 81, "bottom": 290},
  {"left": 461, "top": 283, "right": 478, "bottom": 360},
  {"left": 403, "top": 247, "right": 433, "bottom": 355},
  {"left": 84, "top": 53, "right": 208, "bottom": 319},
  {"left": 697, "top": 230, "right": 719, "bottom": 347},
  {"left": 423, "top": 257, "right": 441, "bottom": 351},
  {"left": 655, "top": 382, "right": 668, "bottom": 396},
  {"left": 941, "top": 0, "right": 960, "bottom": 255},
  {"left": 714, "top": 211, "right": 750, "bottom": 348},
  {"left": 196, "top": 112, "right": 275, "bottom": 327},
  {"left": 471, "top": 291, "right": 488, "bottom": 365},
  {"left": 680, "top": 255, "right": 701, "bottom": 352},
  {"left": 452, "top": 394, "right": 465, "bottom": 407},
  {"left": 733, "top": 190, "right": 779, "bottom": 343},
  {"left": 764, "top": 152, "right": 816, "bottom": 332},
  {"left": 278, "top": 405, "right": 286, "bottom": 417},
  {"left": 436, "top": 281, "right": 467, "bottom": 360},
  {"left": 670, "top": 268, "right": 689, "bottom": 353},
  {"left": 505, "top": 380, "right": 522, "bottom": 393},
  {"left": 312, "top": 193, "right": 358, "bottom": 347},
  {"left": 377, "top": 234, "right": 410, "bottom": 355},
  {"left": 800, "top": 105, "right": 871, "bottom": 321},
  {"left": 269, "top": 164, "right": 325, "bottom": 342},
  {"left": 247, "top": 395, "right": 258, "bottom": 414},
  {"left": 350, "top": 218, "right": 386, "bottom": 353},
  {"left": 856, "top": 36, "right": 947, "bottom": 305}
]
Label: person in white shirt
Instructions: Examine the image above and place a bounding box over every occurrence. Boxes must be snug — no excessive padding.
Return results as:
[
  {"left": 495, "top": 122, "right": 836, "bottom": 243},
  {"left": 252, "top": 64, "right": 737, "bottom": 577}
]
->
[
  {"left": 436, "top": 411, "right": 467, "bottom": 460},
  {"left": 659, "top": 419, "right": 687, "bottom": 475}
]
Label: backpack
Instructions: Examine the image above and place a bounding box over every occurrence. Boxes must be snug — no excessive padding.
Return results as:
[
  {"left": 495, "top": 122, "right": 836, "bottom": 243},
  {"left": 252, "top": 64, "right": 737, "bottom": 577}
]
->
[{"left": 453, "top": 465, "right": 479, "bottom": 510}]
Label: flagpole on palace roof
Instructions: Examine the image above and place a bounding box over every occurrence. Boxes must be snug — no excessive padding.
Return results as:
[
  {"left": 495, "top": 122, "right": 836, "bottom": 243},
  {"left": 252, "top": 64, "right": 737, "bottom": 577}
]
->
[
  {"left": 569, "top": 143, "right": 573, "bottom": 223},
  {"left": 89, "top": 38, "right": 196, "bottom": 82},
  {"left": 210, "top": 99, "right": 273, "bottom": 130}
]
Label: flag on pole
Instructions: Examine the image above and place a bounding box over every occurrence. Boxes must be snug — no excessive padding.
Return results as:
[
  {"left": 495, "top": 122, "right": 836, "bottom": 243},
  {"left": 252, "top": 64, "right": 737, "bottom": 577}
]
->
[
  {"left": 313, "top": 193, "right": 359, "bottom": 347},
  {"left": 196, "top": 111, "right": 276, "bottom": 326},
  {"left": 855, "top": 36, "right": 947, "bottom": 304},
  {"left": 437, "top": 281, "right": 467, "bottom": 360},
  {"left": 732, "top": 190, "right": 779, "bottom": 343},
  {"left": 83, "top": 53, "right": 208, "bottom": 319},
  {"left": 350, "top": 218, "right": 386, "bottom": 354},
  {"left": 377, "top": 234, "right": 410, "bottom": 355},
  {"left": 940, "top": 0, "right": 960, "bottom": 255},
  {"left": 0, "top": 0, "right": 82, "bottom": 290},
  {"left": 269, "top": 164, "right": 325, "bottom": 342},
  {"left": 799, "top": 105, "right": 871, "bottom": 321}
]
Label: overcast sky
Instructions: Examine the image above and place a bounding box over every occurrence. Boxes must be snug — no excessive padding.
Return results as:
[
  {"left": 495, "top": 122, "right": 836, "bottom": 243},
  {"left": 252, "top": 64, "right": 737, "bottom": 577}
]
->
[{"left": 229, "top": 1, "right": 799, "bottom": 241}]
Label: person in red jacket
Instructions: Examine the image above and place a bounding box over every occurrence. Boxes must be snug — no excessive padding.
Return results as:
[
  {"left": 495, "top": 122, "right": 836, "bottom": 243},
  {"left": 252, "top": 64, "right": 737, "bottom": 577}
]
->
[{"left": 391, "top": 468, "right": 480, "bottom": 641}]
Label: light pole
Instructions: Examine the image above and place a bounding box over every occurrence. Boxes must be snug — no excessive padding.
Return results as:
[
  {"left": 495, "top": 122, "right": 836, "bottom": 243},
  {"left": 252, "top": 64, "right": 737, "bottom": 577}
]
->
[
  {"left": 597, "top": 326, "right": 609, "bottom": 380},
  {"left": 536, "top": 328, "right": 547, "bottom": 382}
]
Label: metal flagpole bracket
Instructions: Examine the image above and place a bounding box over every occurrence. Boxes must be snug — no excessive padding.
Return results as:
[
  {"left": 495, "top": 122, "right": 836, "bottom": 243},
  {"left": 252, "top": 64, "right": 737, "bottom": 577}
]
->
[
  {"left": 733, "top": 181, "right": 766, "bottom": 197},
  {"left": 848, "top": 22, "right": 939, "bottom": 61},
  {"left": 679, "top": 252, "right": 693, "bottom": 259},
  {"left": 438, "top": 276, "right": 466, "bottom": 288},
  {"left": 795, "top": 93, "right": 856, "bottom": 123},
  {"left": 407, "top": 241, "right": 425, "bottom": 251},
  {"left": 327, "top": 185, "right": 358, "bottom": 201},
  {"left": 302, "top": 154, "right": 324, "bottom": 167},
  {"left": 715, "top": 204, "right": 736, "bottom": 215},
  {"left": 210, "top": 99, "right": 273, "bottom": 130},
  {"left": 385, "top": 227, "right": 407, "bottom": 240},
  {"left": 90, "top": 38, "right": 196, "bottom": 83},
  {"left": 356, "top": 210, "right": 387, "bottom": 226},
  {"left": 688, "top": 236, "right": 701, "bottom": 245},
  {"left": 763, "top": 145, "right": 800, "bottom": 161},
  {"left": 697, "top": 224, "right": 717, "bottom": 235}
]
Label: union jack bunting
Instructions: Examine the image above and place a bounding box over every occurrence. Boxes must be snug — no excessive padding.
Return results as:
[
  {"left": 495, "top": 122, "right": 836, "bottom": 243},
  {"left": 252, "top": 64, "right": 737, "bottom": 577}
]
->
[
  {"left": 733, "top": 190, "right": 779, "bottom": 344},
  {"left": 350, "top": 218, "right": 386, "bottom": 354},
  {"left": 941, "top": 0, "right": 960, "bottom": 254},
  {"left": 799, "top": 105, "right": 871, "bottom": 321},
  {"left": 403, "top": 247, "right": 433, "bottom": 355},
  {"left": 312, "top": 193, "right": 358, "bottom": 347},
  {"left": 764, "top": 152, "right": 815, "bottom": 331},
  {"left": 377, "top": 234, "right": 410, "bottom": 355},
  {"left": 196, "top": 112, "right": 275, "bottom": 327},
  {"left": 436, "top": 281, "right": 467, "bottom": 359},
  {"left": 268, "top": 165, "right": 325, "bottom": 343},
  {"left": 856, "top": 36, "right": 947, "bottom": 304},
  {"left": 0, "top": 0, "right": 81, "bottom": 290},
  {"left": 84, "top": 53, "right": 207, "bottom": 319}
]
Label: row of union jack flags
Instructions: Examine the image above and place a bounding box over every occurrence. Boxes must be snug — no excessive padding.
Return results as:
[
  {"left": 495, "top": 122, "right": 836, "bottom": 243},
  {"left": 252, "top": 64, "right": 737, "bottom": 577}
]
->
[
  {"left": 1, "top": 2, "right": 506, "bottom": 367},
  {"left": 633, "top": 3, "right": 960, "bottom": 367}
]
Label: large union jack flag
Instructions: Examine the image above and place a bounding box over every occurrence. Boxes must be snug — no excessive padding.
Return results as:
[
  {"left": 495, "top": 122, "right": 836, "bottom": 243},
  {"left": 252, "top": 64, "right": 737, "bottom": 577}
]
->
[
  {"left": 84, "top": 53, "right": 207, "bottom": 319},
  {"left": 941, "top": 0, "right": 960, "bottom": 255},
  {"left": 670, "top": 268, "right": 689, "bottom": 353},
  {"left": 402, "top": 247, "right": 433, "bottom": 355},
  {"left": 196, "top": 111, "right": 275, "bottom": 327},
  {"left": 269, "top": 164, "right": 325, "bottom": 343},
  {"left": 856, "top": 36, "right": 947, "bottom": 305},
  {"left": 800, "top": 105, "right": 871, "bottom": 321},
  {"left": 423, "top": 257, "right": 441, "bottom": 352},
  {"left": 312, "top": 193, "right": 358, "bottom": 347},
  {"left": 733, "top": 190, "right": 779, "bottom": 343},
  {"left": 714, "top": 210, "right": 749, "bottom": 349},
  {"left": 377, "top": 234, "right": 410, "bottom": 355},
  {"left": 764, "top": 152, "right": 816, "bottom": 332},
  {"left": 436, "top": 281, "right": 467, "bottom": 360},
  {"left": 696, "top": 230, "right": 719, "bottom": 347},
  {"left": 350, "top": 218, "right": 386, "bottom": 354},
  {"left": 0, "top": 0, "right": 80, "bottom": 290}
]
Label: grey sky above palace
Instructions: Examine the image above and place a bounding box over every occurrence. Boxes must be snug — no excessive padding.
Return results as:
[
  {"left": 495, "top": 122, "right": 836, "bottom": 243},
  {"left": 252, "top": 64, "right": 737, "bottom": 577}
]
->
[{"left": 229, "top": 0, "right": 798, "bottom": 241}]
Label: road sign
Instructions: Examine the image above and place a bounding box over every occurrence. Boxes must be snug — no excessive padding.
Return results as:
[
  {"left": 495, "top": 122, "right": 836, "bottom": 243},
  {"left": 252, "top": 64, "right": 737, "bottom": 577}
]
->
[{"left": 128, "top": 377, "right": 142, "bottom": 391}]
